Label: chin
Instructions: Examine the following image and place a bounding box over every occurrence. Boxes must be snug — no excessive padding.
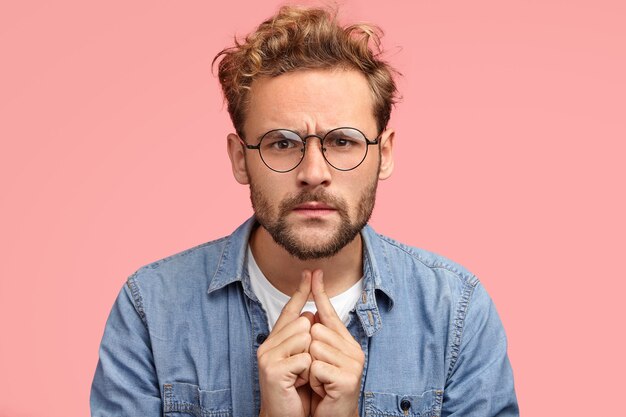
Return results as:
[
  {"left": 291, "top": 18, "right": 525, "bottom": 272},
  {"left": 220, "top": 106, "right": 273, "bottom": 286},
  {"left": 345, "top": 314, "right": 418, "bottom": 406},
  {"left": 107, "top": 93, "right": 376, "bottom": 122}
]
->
[{"left": 281, "top": 229, "right": 359, "bottom": 260}]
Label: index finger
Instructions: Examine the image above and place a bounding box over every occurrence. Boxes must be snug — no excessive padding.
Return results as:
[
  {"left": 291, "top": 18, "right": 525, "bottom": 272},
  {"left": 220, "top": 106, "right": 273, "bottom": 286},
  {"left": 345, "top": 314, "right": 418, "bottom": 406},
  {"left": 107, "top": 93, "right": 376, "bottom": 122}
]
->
[
  {"left": 310, "top": 270, "right": 353, "bottom": 339},
  {"left": 272, "top": 270, "right": 312, "bottom": 334}
]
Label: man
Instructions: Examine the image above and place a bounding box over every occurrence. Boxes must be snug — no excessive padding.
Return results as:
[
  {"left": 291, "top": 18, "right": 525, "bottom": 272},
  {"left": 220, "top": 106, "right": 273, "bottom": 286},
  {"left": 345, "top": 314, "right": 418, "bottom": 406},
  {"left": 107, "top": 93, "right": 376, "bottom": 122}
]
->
[{"left": 91, "top": 5, "right": 518, "bottom": 417}]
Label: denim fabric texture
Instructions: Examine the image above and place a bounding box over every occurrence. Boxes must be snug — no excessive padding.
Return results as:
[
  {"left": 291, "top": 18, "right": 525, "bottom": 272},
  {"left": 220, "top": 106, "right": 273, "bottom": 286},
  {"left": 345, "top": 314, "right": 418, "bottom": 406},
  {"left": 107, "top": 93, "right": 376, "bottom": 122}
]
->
[{"left": 91, "top": 217, "right": 519, "bottom": 416}]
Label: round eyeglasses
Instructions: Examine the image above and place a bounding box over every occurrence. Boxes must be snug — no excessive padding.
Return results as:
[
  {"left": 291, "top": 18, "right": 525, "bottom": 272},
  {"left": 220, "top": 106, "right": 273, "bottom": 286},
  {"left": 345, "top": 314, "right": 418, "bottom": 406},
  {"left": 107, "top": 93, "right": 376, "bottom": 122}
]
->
[{"left": 241, "top": 127, "right": 380, "bottom": 173}]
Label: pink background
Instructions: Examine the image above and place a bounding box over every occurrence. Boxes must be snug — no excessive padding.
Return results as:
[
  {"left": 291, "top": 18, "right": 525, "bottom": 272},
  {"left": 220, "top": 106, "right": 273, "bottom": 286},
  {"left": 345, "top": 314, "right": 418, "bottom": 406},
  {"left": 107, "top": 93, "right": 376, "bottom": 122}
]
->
[{"left": 1, "top": 0, "right": 624, "bottom": 415}]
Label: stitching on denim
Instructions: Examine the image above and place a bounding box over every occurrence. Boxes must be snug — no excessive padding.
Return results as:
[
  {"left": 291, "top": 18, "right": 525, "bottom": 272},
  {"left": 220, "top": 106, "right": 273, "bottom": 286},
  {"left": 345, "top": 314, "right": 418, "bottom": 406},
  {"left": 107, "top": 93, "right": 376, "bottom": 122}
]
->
[
  {"left": 126, "top": 272, "right": 148, "bottom": 328},
  {"left": 163, "top": 383, "right": 173, "bottom": 408},
  {"left": 356, "top": 323, "right": 369, "bottom": 413},
  {"left": 376, "top": 234, "right": 478, "bottom": 286},
  {"left": 376, "top": 231, "right": 396, "bottom": 309},
  {"left": 245, "top": 293, "right": 263, "bottom": 416},
  {"left": 143, "top": 236, "right": 229, "bottom": 271},
  {"left": 211, "top": 235, "right": 231, "bottom": 284},
  {"left": 162, "top": 384, "right": 232, "bottom": 416},
  {"left": 446, "top": 279, "right": 475, "bottom": 380},
  {"left": 363, "top": 390, "right": 441, "bottom": 417}
]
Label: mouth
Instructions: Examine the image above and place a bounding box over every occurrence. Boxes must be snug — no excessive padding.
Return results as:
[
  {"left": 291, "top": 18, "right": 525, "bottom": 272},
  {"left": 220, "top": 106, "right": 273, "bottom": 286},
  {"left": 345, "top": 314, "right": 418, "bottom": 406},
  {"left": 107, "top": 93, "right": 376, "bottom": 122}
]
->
[{"left": 292, "top": 202, "right": 337, "bottom": 217}]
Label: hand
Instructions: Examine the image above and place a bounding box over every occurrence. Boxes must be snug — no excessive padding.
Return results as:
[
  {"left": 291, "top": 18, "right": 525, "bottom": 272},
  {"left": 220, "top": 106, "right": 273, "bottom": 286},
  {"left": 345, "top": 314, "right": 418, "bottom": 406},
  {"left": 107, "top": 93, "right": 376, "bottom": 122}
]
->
[
  {"left": 309, "top": 270, "right": 365, "bottom": 417},
  {"left": 257, "top": 271, "right": 314, "bottom": 417}
]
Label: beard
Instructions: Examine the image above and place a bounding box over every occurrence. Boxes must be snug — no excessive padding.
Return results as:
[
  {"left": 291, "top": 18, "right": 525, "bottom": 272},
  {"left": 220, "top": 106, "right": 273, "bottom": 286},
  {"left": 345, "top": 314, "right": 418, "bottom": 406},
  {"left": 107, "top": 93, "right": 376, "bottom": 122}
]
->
[{"left": 249, "top": 179, "right": 378, "bottom": 261}]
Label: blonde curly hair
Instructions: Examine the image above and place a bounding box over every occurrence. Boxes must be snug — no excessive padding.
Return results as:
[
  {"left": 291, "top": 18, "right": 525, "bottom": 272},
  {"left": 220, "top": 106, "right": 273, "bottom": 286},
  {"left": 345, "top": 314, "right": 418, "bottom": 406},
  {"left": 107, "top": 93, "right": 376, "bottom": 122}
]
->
[{"left": 213, "top": 5, "right": 399, "bottom": 136}]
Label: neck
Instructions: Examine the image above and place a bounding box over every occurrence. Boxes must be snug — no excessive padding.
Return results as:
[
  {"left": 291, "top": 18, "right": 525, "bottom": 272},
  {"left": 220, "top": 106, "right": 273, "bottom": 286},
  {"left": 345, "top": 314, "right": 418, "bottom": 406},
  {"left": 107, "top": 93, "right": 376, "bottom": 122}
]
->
[{"left": 249, "top": 224, "right": 364, "bottom": 298}]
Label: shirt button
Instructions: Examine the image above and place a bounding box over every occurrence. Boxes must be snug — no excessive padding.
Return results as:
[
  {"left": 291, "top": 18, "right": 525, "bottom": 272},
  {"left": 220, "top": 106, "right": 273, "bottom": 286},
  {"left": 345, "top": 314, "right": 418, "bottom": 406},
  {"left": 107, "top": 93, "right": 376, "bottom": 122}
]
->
[
  {"left": 400, "top": 399, "right": 411, "bottom": 412},
  {"left": 256, "top": 334, "right": 267, "bottom": 344}
]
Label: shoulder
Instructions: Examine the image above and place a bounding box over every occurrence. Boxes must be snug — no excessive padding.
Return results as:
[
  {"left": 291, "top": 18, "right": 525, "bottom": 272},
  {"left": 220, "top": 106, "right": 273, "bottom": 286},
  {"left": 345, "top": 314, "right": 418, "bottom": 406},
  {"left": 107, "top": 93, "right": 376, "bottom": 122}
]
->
[
  {"left": 126, "top": 218, "right": 254, "bottom": 297},
  {"left": 365, "top": 227, "right": 481, "bottom": 296},
  {"left": 123, "top": 233, "right": 236, "bottom": 327},
  {"left": 129, "top": 235, "right": 229, "bottom": 290},
  {"left": 120, "top": 233, "right": 239, "bottom": 337},
  {"left": 121, "top": 218, "right": 255, "bottom": 324}
]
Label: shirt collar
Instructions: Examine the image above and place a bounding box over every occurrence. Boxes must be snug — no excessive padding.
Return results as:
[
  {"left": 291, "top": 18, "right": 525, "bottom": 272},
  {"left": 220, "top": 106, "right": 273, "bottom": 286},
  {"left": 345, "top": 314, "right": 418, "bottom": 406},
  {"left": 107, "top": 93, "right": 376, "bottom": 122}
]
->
[
  {"left": 207, "top": 216, "right": 396, "bottom": 316},
  {"left": 360, "top": 223, "right": 395, "bottom": 310},
  {"left": 207, "top": 217, "right": 256, "bottom": 294}
]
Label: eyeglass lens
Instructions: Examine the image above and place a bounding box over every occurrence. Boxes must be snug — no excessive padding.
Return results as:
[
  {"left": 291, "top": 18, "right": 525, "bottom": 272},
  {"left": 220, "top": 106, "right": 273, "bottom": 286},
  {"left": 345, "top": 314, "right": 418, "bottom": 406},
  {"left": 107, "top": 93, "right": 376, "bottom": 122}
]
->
[{"left": 258, "top": 128, "right": 370, "bottom": 172}]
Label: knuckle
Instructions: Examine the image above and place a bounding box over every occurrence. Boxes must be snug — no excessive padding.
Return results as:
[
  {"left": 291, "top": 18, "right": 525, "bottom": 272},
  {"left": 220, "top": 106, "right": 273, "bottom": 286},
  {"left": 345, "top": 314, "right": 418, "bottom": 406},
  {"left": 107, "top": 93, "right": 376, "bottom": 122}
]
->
[
  {"left": 310, "top": 359, "right": 322, "bottom": 372},
  {"left": 309, "top": 339, "right": 322, "bottom": 355},
  {"left": 299, "top": 331, "right": 312, "bottom": 346},
  {"left": 310, "top": 322, "right": 323, "bottom": 336},
  {"left": 296, "top": 316, "right": 312, "bottom": 330}
]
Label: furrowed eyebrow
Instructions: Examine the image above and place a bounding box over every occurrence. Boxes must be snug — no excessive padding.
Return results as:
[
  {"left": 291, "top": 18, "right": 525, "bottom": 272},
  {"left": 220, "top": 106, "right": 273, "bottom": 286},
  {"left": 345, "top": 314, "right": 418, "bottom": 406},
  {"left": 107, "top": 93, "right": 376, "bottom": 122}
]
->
[{"left": 255, "top": 127, "right": 359, "bottom": 142}]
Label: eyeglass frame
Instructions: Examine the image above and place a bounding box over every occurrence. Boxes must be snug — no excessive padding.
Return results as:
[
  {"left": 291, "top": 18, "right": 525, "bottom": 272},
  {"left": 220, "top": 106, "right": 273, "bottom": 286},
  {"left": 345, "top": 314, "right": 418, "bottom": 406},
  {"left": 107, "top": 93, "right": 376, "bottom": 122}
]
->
[{"left": 239, "top": 127, "right": 381, "bottom": 173}]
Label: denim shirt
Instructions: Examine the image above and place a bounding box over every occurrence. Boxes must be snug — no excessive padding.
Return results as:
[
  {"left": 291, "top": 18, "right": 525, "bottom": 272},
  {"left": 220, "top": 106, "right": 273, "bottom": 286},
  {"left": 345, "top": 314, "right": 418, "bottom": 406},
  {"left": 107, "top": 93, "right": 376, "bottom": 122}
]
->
[{"left": 91, "top": 218, "right": 518, "bottom": 416}]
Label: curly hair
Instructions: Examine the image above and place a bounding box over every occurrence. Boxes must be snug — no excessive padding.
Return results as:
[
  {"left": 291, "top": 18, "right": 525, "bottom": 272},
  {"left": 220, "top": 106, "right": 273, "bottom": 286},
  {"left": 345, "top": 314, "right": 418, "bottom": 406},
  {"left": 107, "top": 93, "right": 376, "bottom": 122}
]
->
[{"left": 213, "top": 5, "right": 399, "bottom": 136}]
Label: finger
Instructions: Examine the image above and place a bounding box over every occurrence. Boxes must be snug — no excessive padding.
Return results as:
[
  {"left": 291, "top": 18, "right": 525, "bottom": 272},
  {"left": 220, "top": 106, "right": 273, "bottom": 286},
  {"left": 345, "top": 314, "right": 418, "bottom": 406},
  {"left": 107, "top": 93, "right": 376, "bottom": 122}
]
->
[
  {"left": 300, "top": 311, "right": 315, "bottom": 326},
  {"left": 309, "top": 338, "right": 361, "bottom": 371},
  {"left": 259, "top": 331, "right": 311, "bottom": 363},
  {"left": 285, "top": 352, "right": 312, "bottom": 379},
  {"left": 309, "top": 360, "right": 328, "bottom": 398},
  {"left": 257, "top": 315, "right": 311, "bottom": 355},
  {"left": 309, "top": 359, "right": 346, "bottom": 399},
  {"left": 263, "top": 352, "right": 311, "bottom": 387},
  {"left": 311, "top": 270, "right": 353, "bottom": 338},
  {"left": 310, "top": 322, "right": 362, "bottom": 356},
  {"left": 298, "top": 311, "right": 314, "bottom": 384},
  {"left": 286, "top": 353, "right": 312, "bottom": 387},
  {"left": 309, "top": 340, "right": 365, "bottom": 378},
  {"left": 272, "top": 270, "right": 312, "bottom": 334}
]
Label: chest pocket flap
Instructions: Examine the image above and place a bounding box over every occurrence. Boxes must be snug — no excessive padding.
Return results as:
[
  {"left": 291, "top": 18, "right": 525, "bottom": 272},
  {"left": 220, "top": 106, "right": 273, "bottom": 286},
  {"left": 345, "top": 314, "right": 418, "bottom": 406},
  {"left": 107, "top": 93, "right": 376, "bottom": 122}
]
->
[
  {"left": 163, "top": 382, "right": 232, "bottom": 417},
  {"left": 364, "top": 389, "right": 443, "bottom": 417}
]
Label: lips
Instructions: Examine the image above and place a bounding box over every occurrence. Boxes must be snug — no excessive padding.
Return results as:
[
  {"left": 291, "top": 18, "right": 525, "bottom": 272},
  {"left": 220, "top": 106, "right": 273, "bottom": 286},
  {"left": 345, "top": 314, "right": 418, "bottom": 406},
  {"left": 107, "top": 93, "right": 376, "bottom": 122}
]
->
[
  {"left": 292, "top": 201, "right": 336, "bottom": 217},
  {"left": 293, "top": 202, "right": 335, "bottom": 210}
]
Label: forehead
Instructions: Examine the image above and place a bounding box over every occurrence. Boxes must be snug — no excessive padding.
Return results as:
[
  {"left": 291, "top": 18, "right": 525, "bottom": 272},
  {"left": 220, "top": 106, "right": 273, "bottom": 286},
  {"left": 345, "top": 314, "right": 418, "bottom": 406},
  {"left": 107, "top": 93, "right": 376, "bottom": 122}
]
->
[{"left": 244, "top": 68, "right": 377, "bottom": 135}]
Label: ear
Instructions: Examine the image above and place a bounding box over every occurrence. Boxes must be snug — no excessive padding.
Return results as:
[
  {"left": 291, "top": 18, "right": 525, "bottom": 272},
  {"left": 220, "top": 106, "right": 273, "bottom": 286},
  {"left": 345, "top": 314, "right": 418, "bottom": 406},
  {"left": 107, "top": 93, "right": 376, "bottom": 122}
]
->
[
  {"left": 227, "top": 133, "right": 250, "bottom": 185},
  {"left": 378, "top": 128, "right": 395, "bottom": 180}
]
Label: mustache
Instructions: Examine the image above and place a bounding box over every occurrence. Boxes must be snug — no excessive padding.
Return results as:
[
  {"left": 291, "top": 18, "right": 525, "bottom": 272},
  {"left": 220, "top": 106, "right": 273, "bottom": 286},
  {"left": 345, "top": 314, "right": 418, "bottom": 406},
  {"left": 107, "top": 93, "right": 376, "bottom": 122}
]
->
[{"left": 279, "top": 190, "right": 347, "bottom": 214}]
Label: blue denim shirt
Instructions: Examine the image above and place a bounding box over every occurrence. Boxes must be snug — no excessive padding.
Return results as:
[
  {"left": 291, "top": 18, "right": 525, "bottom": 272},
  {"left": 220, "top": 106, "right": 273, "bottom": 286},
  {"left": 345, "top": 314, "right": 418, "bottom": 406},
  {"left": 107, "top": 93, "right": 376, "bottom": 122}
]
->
[{"left": 91, "top": 218, "right": 518, "bottom": 416}]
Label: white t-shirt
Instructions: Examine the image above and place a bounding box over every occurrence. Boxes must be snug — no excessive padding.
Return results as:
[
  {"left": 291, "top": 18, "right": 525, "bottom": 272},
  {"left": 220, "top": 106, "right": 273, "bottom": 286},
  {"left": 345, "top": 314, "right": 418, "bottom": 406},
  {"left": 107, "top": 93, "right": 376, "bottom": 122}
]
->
[{"left": 247, "top": 246, "right": 363, "bottom": 332}]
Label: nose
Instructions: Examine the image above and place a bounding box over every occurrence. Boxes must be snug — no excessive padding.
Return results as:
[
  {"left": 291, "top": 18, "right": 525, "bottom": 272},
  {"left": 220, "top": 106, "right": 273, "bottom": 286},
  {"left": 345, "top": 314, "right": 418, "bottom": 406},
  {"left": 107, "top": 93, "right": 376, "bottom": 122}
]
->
[{"left": 295, "top": 136, "right": 332, "bottom": 187}]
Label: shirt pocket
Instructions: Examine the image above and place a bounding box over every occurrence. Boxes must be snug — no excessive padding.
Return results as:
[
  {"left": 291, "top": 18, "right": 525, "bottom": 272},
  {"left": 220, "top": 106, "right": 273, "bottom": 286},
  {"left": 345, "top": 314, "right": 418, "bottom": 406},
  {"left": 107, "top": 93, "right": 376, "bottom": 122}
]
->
[
  {"left": 363, "top": 389, "right": 443, "bottom": 417},
  {"left": 163, "top": 382, "right": 232, "bottom": 417}
]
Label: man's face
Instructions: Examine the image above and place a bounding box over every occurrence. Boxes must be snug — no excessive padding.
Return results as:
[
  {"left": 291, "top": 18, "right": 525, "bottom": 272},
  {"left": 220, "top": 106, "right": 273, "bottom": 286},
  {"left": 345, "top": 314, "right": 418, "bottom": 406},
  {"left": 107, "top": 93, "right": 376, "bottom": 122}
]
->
[{"left": 228, "top": 68, "right": 394, "bottom": 260}]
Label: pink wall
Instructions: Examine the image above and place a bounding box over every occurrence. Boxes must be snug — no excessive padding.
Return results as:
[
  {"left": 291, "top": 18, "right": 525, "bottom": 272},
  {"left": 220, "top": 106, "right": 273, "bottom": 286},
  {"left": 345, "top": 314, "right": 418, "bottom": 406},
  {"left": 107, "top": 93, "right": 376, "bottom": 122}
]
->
[{"left": 1, "top": 1, "right": 624, "bottom": 415}]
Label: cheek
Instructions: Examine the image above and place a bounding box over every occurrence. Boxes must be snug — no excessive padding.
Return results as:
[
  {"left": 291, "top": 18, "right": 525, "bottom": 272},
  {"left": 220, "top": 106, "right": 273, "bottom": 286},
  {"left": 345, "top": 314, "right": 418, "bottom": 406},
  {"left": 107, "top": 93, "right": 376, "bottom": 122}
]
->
[
  {"left": 336, "top": 176, "right": 364, "bottom": 205},
  {"left": 343, "top": 170, "right": 378, "bottom": 209},
  {"left": 250, "top": 173, "right": 291, "bottom": 205}
]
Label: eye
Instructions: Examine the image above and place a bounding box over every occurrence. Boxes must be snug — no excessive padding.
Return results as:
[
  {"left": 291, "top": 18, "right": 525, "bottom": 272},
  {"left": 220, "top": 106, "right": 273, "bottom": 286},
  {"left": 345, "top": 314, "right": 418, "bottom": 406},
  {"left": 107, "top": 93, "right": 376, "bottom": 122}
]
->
[
  {"left": 329, "top": 136, "right": 353, "bottom": 147},
  {"left": 270, "top": 139, "right": 296, "bottom": 150},
  {"left": 325, "top": 129, "right": 365, "bottom": 149},
  {"left": 261, "top": 130, "right": 303, "bottom": 152}
]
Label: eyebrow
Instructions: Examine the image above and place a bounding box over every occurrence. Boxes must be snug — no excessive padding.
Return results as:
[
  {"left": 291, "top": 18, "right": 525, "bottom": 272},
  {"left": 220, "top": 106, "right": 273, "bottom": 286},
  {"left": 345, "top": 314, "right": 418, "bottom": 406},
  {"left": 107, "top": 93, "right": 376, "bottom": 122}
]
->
[{"left": 257, "top": 127, "right": 336, "bottom": 140}]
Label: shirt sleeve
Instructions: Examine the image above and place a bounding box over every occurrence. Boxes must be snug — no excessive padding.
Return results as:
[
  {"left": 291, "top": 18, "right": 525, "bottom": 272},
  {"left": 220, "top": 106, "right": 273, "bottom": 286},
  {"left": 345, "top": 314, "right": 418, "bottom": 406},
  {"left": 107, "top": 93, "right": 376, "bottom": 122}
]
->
[
  {"left": 90, "top": 278, "right": 162, "bottom": 416},
  {"left": 441, "top": 282, "right": 519, "bottom": 416}
]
